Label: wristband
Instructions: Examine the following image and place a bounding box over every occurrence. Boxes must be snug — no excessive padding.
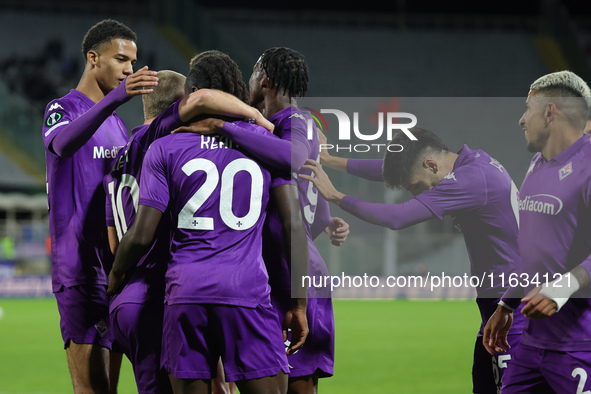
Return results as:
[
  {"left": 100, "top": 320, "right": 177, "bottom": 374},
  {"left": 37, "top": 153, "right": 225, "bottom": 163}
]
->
[
  {"left": 498, "top": 300, "right": 515, "bottom": 312},
  {"left": 538, "top": 272, "right": 580, "bottom": 312}
]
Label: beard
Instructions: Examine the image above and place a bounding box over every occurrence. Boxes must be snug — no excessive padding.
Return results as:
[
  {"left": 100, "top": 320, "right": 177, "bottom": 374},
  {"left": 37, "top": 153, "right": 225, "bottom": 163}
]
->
[{"left": 525, "top": 129, "right": 548, "bottom": 153}]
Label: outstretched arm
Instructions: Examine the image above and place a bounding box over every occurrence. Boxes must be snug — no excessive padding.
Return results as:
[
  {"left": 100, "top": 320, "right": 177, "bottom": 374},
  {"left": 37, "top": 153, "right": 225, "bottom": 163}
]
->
[
  {"left": 49, "top": 67, "right": 158, "bottom": 157},
  {"left": 107, "top": 205, "right": 163, "bottom": 295},
  {"left": 300, "top": 159, "right": 434, "bottom": 230},
  {"left": 272, "top": 184, "right": 309, "bottom": 355},
  {"left": 171, "top": 120, "right": 308, "bottom": 172},
  {"left": 318, "top": 128, "right": 383, "bottom": 182}
]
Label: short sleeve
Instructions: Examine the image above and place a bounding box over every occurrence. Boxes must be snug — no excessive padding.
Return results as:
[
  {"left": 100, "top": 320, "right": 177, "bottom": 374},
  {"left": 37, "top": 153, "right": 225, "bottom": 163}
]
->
[
  {"left": 42, "top": 98, "right": 75, "bottom": 150},
  {"left": 138, "top": 141, "right": 170, "bottom": 213}
]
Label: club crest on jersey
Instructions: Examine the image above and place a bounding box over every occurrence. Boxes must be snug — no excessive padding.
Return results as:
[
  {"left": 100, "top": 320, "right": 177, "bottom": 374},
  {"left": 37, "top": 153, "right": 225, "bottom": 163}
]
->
[
  {"left": 45, "top": 112, "right": 63, "bottom": 127},
  {"left": 444, "top": 172, "right": 457, "bottom": 181},
  {"left": 559, "top": 162, "right": 573, "bottom": 180},
  {"left": 94, "top": 319, "right": 109, "bottom": 337}
]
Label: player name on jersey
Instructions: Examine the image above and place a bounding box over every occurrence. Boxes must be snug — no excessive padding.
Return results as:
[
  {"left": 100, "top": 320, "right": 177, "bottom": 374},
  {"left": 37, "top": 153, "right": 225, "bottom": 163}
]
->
[{"left": 200, "top": 135, "right": 237, "bottom": 150}]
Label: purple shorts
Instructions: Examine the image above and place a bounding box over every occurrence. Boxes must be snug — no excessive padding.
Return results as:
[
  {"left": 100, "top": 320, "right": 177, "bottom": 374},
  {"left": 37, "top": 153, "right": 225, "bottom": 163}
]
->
[
  {"left": 472, "top": 333, "right": 521, "bottom": 394},
  {"left": 161, "top": 303, "right": 289, "bottom": 382},
  {"left": 111, "top": 302, "right": 172, "bottom": 394},
  {"left": 54, "top": 284, "right": 112, "bottom": 349},
  {"left": 502, "top": 343, "right": 591, "bottom": 393},
  {"left": 272, "top": 294, "right": 335, "bottom": 378}
]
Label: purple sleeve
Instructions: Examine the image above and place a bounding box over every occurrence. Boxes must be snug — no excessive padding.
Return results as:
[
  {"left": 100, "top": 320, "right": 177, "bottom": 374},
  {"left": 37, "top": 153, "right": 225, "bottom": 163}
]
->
[
  {"left": 346, "top": 159, "right": 384, "bottom": 182},
  {"left": 49, "top": 81, "right": 131, "bottom": 157},
  {"left": 138, "top": 142, "right": 169, "bottom": 213},
  {"left": 310, "top": 196, "right": 332, "bottom": 240},
  {"left": 220, "top": 122, "right": 309, "bottom": 172},
  {"left": 340, "top": 196, "right": 434, "bottom": 230}
]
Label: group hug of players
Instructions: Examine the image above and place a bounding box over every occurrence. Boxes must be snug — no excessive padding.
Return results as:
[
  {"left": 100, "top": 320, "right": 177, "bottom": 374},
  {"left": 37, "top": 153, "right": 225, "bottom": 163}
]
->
[{"left": 42, "top": 17, "right": 591, "bottom": 394}]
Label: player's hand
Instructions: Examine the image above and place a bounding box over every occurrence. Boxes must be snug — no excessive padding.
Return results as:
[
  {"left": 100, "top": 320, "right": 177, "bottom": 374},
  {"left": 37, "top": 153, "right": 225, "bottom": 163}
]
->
[
  {"left": 521, "top": 286, "right": 558, "bottom": 319},
  {"left": 282, "top": 304, "right": 308, "bottom": 356},
  {"left": 107, "top": 269, "right": 125, "bottom": 296},
  {"left": 171, "top": 118, "right": 226, "bottom": 135},
  {"left": 251, "top": 110, "right": 275, "bottom": 133},
  {"left": 483, "top": 304, "right": 513, "bottom": 355},
  {"left": 124, "top": 66, "right": 159, "bottom": 97},
  {"left": 299, "top": 159, "right": 346, "bottom": 205},
  {"left": 325, "top": 217, "right": 350, "bottom": 246}
]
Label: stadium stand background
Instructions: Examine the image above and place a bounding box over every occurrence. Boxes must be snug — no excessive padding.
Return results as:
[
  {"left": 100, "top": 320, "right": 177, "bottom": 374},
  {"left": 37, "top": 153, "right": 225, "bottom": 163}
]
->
[{"left": 0, "top": 0, "right": 589, "bottom": 296}]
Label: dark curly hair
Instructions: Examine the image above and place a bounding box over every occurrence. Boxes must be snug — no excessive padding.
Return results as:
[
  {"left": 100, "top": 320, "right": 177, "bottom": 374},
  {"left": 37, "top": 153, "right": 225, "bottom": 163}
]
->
[
  {"left": 185, "top": 50, "right": 249, "bottom": 103},
  {"left": 382, "top": 127, "right": 449, "bottom": 189},
  {"left": 81, "top": 19, "right": 137, "bottom": 59},
  {"left": 259, "top": 47, "right": 309, "bottom": 98}
]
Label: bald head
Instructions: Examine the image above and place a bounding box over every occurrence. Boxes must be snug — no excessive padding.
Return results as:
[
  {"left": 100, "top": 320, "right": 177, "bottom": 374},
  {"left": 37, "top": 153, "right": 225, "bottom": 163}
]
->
[{"left": 142, "top": 70, "right": 186, "bottom": 120}]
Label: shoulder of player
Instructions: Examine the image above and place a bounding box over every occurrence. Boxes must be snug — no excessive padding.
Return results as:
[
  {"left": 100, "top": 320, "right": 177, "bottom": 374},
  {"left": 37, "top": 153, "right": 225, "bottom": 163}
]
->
[
  {"left": 439, "top": 161, "right": 484, "bottom": 187},
  {"left": 285, "top": 108, "right": 312, "bottom": 126},
  {"left": 43, "top": 91, "right": 83, "bottom": 116},
  {"left": 567, "top": 142, "right": 591, "bottom": 179}
]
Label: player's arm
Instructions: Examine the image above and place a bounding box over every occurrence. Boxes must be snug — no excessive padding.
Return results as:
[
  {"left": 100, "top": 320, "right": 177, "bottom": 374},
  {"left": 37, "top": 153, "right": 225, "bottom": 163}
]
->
[
  {"left": 49, "top": 67, "right": 158, "bottom": 157},
  {"left": 172, "top": 120, "right": 300, "bottom": 172},
  {"left": 483, "top": 303, "right": 514, "bottom": 355},
  {"left": 300, "top": 159, "right": 434, "bottom": 229},
  {"left": 219, "top": 121, "right": 310, "bottom": 172},
  {"left": 271, "top": 183, "right": 309, "bottom": 355},
  {"left": 107, "top": 226, "right": 119, "bottom": 255},
  {"left": 104, "top": 178, "right": 119, "bottom": 255},
  {"left": 521, "top": 265, "right": 590, "bottom": 319},
  {"left": 178, "top": 89, "right": 273, "bottom": 132},
  {"left": 174, "top": 112, "right": 314, "bottom": 172},
  {"left": 107, "top": 205, "right": 163, "bottom": 295},
  {"left": 318, "top": 128, "right": 383, "bottom": 181}
]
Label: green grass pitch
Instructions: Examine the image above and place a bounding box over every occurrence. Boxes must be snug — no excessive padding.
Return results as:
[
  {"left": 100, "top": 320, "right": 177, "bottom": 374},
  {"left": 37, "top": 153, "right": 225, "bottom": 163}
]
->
[{"left": 0, "top": 298, "right": 479, "bottom": 393}]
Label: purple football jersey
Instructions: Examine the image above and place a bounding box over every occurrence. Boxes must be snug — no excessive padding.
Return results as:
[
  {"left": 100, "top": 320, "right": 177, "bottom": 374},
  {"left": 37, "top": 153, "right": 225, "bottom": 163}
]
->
[
  {"left": 140, "top": 121, "right": 285, "bottom": 307},
  {"left": 517, "top": 135, "right": 591, "bottom": 351},
  {"left": 415, "top": 146, "right": 522, "bottom": 297},
  {"left": 104, "top": 100, "right": 183, "bottom": 311},
  {"left": 413, "top": 146, "right": 525, "bottom": 335},
  {"left": 263, "top": 107, "right": 331, "bottom": 298},
  {"left": 43, "top": 89, "right": 128, "bottom": 291}
]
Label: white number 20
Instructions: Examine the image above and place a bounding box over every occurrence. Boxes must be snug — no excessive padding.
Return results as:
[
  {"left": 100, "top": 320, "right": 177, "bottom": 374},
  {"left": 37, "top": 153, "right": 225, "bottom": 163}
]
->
[{"left": 178, "top": 158, "right": 264, "bottom": 231}]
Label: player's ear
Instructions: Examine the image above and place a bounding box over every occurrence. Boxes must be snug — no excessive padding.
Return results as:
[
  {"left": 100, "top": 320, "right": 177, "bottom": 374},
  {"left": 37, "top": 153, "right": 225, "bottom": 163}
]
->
[
  {"left": 424, "top": 158, "right": 438, "bottom": 174},
  {"left": 261, "top": 74, "right": 271, "bottom": 89},
  {"left": 545, "top": 102, "right": 555, "bottom": 124},
  {"left": 87, "top": 50, "right": 99, "bottom": 66}
]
